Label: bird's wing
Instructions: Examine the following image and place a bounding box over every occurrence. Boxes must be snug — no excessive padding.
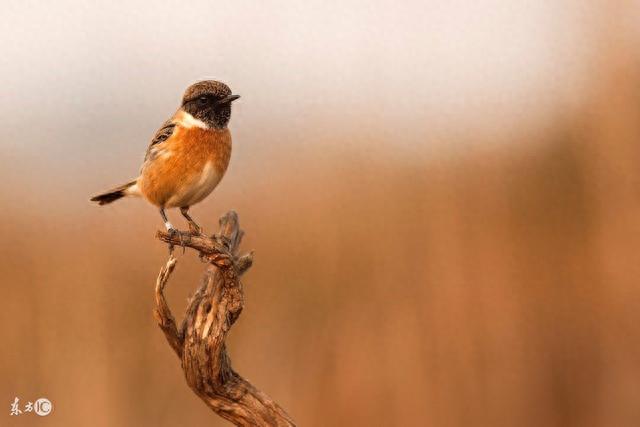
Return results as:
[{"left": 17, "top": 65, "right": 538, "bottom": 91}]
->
[{"left": 143, "top": 120, "right": 177, "bottom": 163}]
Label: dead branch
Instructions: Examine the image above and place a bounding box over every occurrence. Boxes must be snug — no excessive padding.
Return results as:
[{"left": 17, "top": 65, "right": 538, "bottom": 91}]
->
[{"left": 153, "top": 211, "right": 295, "bottom": 426}]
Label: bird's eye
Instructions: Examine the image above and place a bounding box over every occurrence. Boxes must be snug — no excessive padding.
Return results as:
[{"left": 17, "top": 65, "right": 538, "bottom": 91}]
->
[{"left": 198, "top": 96, "right": 209, "bottom": 105}]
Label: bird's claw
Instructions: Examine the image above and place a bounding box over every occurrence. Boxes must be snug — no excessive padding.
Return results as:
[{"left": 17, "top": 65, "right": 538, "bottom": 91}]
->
[
  {"left": 167, "top": 227, "right": 186, "bottom": 254},
  {"left": 187, "top": 221, "right": 202, "bottom": 235}
]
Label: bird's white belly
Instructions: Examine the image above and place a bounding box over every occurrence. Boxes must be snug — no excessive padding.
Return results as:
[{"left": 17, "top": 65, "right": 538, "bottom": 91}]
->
[{"left": 165, "top": 161, "right": 222, "bottom": 208}]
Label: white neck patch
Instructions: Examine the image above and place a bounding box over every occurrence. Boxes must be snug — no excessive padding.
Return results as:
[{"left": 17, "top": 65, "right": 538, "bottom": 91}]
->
[{"left": 178, "top": 111, "right": 209, "bottom": 129}]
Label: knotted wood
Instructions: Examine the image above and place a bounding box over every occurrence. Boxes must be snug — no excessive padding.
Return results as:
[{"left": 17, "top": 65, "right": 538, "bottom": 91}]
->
[{"left": 154, "top": 211, "right": 295, "bottom": 426}]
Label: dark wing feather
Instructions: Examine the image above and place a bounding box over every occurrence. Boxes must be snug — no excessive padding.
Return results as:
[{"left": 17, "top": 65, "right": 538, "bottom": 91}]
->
[{"left": 144, "top": 121, "right": 176, "bottom": 162}]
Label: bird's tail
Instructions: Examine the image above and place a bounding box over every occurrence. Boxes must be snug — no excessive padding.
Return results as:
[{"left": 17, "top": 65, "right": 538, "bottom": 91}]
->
[{"left": 90, "top": 179, "right": 139, "bottom": 205}]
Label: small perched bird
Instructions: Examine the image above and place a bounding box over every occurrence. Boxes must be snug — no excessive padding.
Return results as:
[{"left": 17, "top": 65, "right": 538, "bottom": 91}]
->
[{"left": 91, "top": 80, "right": 239, "bottom": 232}]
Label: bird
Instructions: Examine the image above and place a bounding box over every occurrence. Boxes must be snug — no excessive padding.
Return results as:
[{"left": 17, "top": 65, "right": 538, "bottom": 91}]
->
[{"left": 90, "top": 80, "right": 239, "bottom": 233}]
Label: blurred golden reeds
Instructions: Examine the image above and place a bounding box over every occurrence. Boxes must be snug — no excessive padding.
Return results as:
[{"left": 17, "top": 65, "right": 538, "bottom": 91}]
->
[{"left": 2, "top": 2, "right": 640, "bottom": 426}]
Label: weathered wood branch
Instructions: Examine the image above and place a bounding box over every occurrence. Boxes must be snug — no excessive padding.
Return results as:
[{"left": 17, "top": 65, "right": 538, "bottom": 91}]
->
[{"left": 153, "top": 211, "right": 295, "bottom": 426}]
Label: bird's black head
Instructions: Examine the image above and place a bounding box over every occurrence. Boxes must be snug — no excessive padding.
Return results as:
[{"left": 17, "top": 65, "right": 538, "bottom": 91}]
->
[{"left": 181, "top": 80, "right": 240, "bottom": 129}]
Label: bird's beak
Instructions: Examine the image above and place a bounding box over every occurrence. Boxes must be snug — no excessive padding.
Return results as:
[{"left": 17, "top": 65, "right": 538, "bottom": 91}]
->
[{"left": 218, "top": 94, "right": 240, "bottom": 105}]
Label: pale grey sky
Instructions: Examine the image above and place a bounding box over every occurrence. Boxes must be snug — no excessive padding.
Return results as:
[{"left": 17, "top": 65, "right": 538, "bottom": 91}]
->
[{"left": 1, "top": 1, "right": 613, "bottom": 144}]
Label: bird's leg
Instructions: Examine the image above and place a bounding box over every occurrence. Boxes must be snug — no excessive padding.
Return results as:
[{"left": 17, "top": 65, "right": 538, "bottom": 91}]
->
[
  {"left": 180, "top": 206, "right": 202, "bottom": 235},
  {"left": 160, "top": 207, "right": 184, "bottom": 251},
  {"left": 160, "top": 207, "right": 174, "bottom": 232}
]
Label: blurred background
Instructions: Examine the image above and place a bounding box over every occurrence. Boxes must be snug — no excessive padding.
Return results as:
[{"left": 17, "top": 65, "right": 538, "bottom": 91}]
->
[{"left": 2, "top": 1, "right": 640, "bottom": 426}]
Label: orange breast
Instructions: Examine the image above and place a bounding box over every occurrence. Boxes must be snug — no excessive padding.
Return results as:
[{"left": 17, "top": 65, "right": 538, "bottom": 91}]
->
[{"left": 138, "top": 125, "right": 232, "bottom": 208}]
